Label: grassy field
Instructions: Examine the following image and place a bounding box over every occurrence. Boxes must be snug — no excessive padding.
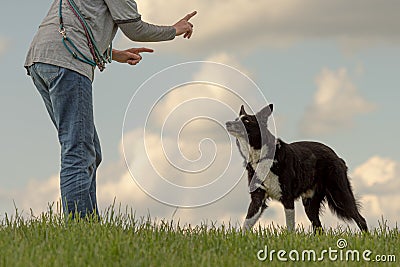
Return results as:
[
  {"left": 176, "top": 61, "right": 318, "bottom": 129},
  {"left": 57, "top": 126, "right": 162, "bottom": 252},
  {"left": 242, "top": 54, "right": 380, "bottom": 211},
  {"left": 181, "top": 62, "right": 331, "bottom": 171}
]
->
[{"left": 0, "top": 206, "right": 398, "bottom": 267}]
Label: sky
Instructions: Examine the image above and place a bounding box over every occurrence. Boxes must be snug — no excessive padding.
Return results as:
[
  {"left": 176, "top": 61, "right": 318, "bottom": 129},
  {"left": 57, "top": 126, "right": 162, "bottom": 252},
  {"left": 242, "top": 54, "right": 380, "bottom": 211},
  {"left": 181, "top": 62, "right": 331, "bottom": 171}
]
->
[{"left": 0, "top": 0, "right": 399, "bottom": 231}]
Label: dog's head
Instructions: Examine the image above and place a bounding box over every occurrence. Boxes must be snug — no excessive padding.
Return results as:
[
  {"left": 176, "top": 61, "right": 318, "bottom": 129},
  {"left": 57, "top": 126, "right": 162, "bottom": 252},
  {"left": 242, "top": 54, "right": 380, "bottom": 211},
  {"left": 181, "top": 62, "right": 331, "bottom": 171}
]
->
[{"left": 225, "top": 104, "right": 275, "bottom": 150}]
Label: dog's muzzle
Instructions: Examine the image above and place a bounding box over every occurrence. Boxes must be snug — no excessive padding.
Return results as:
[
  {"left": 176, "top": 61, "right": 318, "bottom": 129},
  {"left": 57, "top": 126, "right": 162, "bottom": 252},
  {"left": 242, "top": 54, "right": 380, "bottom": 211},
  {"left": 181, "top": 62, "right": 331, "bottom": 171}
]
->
[
  {"left": 225, "top": 121, "right": 245, "bottom": 136},
  {"left": 225, "top": 121, "right": 236, "bottom": 133}
]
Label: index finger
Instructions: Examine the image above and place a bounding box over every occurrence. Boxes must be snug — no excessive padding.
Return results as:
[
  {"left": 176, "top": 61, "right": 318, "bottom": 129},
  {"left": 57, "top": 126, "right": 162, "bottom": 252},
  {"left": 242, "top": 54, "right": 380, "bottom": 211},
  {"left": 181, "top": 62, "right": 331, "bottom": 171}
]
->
[
  {"left": 136, "top": 47, "right": 154, "bottom": 53},
  {"left": 184, "top": 11, "right": 197, "bottom": 21}
]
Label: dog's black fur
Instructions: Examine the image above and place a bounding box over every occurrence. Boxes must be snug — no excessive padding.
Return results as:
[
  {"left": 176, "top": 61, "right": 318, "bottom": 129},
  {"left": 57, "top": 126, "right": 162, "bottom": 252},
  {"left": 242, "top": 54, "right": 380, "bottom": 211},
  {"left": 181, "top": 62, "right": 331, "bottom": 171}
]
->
[{"left": 226, "top": 104, "right": 368, "bottom": 232}]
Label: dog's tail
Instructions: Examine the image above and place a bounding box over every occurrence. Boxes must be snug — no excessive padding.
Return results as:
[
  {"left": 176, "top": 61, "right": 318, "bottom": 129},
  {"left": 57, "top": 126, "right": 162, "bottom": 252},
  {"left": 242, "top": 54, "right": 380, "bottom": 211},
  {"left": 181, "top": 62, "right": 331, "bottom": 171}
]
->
[{"left": 324, "top": 159, "right": 368, "bottom": 231}]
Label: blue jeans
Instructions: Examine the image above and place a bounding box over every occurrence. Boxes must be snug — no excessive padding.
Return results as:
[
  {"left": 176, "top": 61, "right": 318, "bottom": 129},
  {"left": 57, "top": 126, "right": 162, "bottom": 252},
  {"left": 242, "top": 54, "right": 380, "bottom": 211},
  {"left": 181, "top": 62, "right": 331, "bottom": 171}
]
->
[{"left": 29, "top": 63, "right": 101, "bottom": 218}]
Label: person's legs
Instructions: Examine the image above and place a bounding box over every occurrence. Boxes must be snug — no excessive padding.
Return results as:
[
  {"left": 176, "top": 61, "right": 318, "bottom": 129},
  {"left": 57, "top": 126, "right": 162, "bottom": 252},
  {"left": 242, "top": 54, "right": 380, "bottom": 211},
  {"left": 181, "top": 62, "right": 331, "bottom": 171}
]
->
[{"left": 29, "top": 63, "right": 100, "bottom": 218}]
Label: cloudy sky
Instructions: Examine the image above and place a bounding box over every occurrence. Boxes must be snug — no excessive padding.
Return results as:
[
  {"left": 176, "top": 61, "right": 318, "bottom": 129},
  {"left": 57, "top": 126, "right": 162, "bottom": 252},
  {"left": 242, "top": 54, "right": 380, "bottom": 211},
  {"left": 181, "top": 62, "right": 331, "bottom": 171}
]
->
[{"left": 1, "top": 0, "right": 399, "bottom": 231}]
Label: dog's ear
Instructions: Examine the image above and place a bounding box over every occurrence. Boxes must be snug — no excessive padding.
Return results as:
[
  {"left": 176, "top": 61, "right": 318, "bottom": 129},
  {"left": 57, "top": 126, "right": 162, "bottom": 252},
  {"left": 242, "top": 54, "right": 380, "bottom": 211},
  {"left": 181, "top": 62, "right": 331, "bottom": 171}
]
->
[
  {"left": 268, "top": 103, "right": 274, "bottom": 113},
  {"left": 256, "top": 104, "right": 273, "bottom": 125},
  {"left": 239, "top": 105, "right": 247, "bottom": 116}
]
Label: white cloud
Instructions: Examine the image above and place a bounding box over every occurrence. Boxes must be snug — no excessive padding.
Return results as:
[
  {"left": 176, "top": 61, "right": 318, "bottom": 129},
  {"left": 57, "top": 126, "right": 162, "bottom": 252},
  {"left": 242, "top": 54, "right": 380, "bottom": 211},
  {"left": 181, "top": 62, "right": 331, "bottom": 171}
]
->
[
  {"left": 0, "top": 175, "right": 60, "bottom": 215},
  {"left": 351, "top": 156, "right": 400, "bottom": 197},
  {"left": 147, "top": 53, "right": 266, "bottom": 128},
  {"left": 300, "top": 68, "right": 375, "bottom": 136},
  {"left": 349, "top": 156, "right": 400, "bottom": 228},
  {"left": 120, "top": 53, "right": 275, "bottom": 207},
  {"left": 360, "top": 194, "right": 382, "bottom": 217},
  {"left": 352, "top": 156, "right": 397, "bottom": 187},
  {"left": 117, "top": 0, "right": 400, "bottom": 54}
]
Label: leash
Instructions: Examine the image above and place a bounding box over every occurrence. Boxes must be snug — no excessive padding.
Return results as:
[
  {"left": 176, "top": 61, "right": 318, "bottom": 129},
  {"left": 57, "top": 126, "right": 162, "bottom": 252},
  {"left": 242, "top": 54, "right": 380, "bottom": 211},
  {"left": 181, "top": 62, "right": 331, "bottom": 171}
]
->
[{"left": 58, "top": 0, "right": 112, "bottom": 71}]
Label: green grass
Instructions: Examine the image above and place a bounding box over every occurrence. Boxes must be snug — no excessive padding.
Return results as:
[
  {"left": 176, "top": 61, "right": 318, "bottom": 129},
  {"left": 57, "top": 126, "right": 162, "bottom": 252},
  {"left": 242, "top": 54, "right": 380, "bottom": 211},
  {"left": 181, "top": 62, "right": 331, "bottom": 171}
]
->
[{"left": 0, "top": 206, "right": 398, "bottom": 267}]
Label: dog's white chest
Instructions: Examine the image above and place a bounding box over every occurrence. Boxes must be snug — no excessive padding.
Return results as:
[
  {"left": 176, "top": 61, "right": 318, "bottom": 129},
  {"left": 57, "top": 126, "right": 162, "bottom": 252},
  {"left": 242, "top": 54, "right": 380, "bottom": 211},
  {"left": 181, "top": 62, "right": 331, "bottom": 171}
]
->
[
  {"left": 237, "top": 140, "right": 282, "bottom": 200},
  {"left": 255, "top": 159, "right": 282, "bottom": 200}
]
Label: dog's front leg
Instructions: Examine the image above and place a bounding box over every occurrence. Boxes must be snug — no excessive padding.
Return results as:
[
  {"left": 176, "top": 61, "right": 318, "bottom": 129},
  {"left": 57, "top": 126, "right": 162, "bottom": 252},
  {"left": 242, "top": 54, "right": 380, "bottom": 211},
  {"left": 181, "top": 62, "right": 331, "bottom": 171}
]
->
[
  {"left": 243, "top": 188, "right": 267, "bottom": 232},
  {"left": 282, "top": 199, "right": 295, "bottom": 231}
]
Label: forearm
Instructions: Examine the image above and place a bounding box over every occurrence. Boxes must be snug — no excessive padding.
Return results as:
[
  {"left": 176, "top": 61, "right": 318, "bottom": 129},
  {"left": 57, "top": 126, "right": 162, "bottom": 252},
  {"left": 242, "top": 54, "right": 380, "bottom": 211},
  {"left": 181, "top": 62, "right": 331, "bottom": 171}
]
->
[{"left": 119, "top": 20, "right": 176, "bottom": 42}]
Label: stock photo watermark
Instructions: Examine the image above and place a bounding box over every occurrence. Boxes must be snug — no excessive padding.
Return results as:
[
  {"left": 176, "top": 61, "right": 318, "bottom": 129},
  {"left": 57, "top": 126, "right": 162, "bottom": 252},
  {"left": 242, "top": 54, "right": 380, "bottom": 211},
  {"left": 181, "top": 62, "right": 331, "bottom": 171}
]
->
[{"left": 256, "top": 238, "right": 396, "bottom": 263}]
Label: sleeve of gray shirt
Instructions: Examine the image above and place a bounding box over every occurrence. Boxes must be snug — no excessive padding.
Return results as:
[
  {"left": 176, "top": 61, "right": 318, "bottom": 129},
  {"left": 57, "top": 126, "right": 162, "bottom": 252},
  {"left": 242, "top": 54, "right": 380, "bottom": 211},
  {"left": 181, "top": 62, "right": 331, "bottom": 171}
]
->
[{"left": 118, "top": 20, "right": 176, "bottom": 42}]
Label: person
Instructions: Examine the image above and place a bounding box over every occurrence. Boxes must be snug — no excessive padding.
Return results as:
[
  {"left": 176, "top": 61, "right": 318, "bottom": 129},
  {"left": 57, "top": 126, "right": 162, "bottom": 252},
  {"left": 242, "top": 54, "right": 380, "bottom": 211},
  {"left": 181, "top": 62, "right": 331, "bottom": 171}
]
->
[{"left": 24, "top": 0, "right": 197, "bottom": 218}]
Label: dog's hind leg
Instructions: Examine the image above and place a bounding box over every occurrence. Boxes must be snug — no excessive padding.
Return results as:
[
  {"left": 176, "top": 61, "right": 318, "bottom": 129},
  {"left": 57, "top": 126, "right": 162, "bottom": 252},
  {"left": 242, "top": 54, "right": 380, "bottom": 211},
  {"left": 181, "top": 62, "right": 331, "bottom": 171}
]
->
[
  {"left": 243, "top": 188, "right": 267, "bottom": 232},
  {"left": 302, "top": 191, "right": 325, "bottom": 233}
]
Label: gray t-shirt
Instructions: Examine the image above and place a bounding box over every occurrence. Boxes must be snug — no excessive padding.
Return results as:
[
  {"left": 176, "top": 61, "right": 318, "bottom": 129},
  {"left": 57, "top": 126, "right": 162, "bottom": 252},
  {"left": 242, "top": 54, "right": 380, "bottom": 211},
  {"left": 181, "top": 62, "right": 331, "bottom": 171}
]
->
[{"left": 25, "top": 0, "right": 176, "bottom": 81}]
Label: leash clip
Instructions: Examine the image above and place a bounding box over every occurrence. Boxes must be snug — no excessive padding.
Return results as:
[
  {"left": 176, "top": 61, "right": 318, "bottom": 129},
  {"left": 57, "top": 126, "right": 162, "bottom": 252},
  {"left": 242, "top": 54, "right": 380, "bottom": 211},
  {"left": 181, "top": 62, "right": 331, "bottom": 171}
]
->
[{"left": 59, "top": 27, "right": 67, "bottom": 39}]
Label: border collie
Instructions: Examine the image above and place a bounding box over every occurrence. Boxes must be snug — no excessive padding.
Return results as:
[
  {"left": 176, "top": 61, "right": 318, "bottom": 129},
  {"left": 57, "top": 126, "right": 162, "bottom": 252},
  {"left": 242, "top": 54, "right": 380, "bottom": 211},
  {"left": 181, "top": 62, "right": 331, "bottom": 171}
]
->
[{"left": 225, "top": 104, "right": 368, "bottom": 232}]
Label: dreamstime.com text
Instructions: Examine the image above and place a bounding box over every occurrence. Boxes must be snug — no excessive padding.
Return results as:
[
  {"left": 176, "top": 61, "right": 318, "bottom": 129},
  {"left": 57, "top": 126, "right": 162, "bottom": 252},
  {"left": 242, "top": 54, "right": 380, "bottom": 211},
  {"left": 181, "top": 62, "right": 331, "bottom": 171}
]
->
[{"left": 257, "top": 238, "right": 396, "bottom": 263}]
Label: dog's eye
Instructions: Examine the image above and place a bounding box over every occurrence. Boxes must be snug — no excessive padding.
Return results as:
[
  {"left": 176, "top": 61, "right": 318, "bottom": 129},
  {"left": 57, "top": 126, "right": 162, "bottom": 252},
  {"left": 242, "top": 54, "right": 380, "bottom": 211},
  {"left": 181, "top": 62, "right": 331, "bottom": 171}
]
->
[{"left": 243, "top": 119, "right": 250, "bottom": 124}]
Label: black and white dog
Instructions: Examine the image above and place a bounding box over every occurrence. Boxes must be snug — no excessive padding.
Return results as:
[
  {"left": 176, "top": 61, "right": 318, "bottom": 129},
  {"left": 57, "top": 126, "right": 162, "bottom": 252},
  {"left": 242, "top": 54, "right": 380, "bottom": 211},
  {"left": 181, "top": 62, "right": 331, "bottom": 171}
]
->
[{"left": 225, "top": 104, "right": 368, "bottom": 232}]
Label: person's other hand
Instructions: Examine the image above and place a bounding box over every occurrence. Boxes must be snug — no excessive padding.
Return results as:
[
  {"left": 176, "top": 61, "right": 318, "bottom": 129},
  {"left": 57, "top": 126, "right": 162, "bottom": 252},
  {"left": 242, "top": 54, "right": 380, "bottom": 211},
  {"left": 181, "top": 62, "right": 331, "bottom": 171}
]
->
[
  {"left": 112, "top": 47, "right": 154, "bottom": 65},
  {"left": 173, "top": 11, "right": 197, "bottom": 39}
]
